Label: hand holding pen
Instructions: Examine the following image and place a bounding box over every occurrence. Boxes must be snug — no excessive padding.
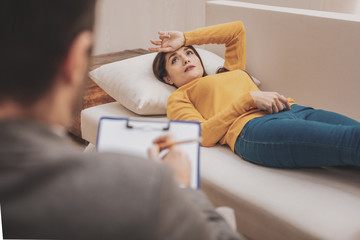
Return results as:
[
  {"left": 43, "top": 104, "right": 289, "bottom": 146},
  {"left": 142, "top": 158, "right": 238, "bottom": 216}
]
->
[
  {"left": 157, "top": 137, "right": 202, "bottom": 149},
  {"left": 148, "top": 134, "right": 199, "bottom": 187}
]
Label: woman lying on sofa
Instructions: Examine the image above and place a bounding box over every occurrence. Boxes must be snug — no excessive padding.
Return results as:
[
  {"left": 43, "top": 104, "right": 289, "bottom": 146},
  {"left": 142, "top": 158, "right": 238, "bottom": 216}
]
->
[{"left": 149, "top": 21, "right": 360, "bottom": 168}]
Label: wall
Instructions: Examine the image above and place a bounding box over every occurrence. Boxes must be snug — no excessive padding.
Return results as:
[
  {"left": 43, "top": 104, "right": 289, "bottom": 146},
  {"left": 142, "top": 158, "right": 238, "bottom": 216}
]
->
[
  {"left": 227, "top": 0, "right": 360, "bottom": 15},
  {"left": 93, "top": 0, "right": 205, "bottom": 55},
  {"left": 206, "top": 1, "right": 360, "bottom": 121}
]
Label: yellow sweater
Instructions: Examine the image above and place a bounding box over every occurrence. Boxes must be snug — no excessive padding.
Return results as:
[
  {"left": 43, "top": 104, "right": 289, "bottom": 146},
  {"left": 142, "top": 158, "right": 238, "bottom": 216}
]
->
[{"left": 167, "top": 22, "right": 295, "bottom": 151}]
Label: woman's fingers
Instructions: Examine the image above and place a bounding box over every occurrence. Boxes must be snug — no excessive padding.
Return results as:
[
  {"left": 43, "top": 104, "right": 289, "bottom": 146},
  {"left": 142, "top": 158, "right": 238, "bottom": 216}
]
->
[
  {"left": 150, "top": 39, "right": 162, "bottom": 45},
  {"left": 273, "top": 99, "right": 282, "bottom": 113},
  {"left": 279, "top": 95, "right": 291, "bottom": 110},
  {"left": 148, "top": 47, "right": 159, "bottom": 52},
  {"left": 150, "top": 33, "right": 170, "bottom": 48},
  {"left": 273, "top": 95, "right": 290, "bottom": 113},
  {"left": 159, "top": 35, "right": 170, "bottom": 40},
  {"left": 158, "top": 31, "right": 170, "bottom": 41},
  {"left": 271, "top": 102, "right": 278, "bottom": 113},
  {"left": 149, "top": 37, "right": 173, "bottom": 52},
  {"left": 158, "top": 31, "right": 169, "bottom": 36},
  {"left": 250, "top": 91, "right": 291, "bottom": 114},
  {"left": 150, "top": 30, "right": 185, "bottom": 53},
  {"left": 158, "top": 47, "right": 173, "bottom": 52},
  {"left": 148, "top": 46, "right": 173, "bottom": 53},
  {"left": 148, "top": 47, "right": 166, "bottom": 52}
]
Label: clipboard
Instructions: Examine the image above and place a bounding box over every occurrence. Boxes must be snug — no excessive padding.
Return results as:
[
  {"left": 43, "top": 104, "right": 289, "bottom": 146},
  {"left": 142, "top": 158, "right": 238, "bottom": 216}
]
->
[{"left": 96, "top": 117, "right": 201, "bottom": 189}]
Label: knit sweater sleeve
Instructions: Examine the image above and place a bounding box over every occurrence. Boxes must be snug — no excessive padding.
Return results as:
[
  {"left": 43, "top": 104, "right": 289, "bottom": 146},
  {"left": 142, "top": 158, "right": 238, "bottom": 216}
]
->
[
  {"left": 167, "top": 91, "right": 256, "bottom": 147},
  {"left": 184, "top": 21, "right": 246, "bottom": 71}
]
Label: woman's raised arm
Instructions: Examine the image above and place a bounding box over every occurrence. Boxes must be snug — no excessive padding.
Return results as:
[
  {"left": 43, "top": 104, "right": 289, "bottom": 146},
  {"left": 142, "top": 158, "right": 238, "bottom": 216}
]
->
[
  {"left": 149, "top": 31, "right": 185, "bottom": 52},
  {"left": 149, "top": 22, "right": 246, "bottom": 70},
  {"left": 184, "top": 21, "right": 246, "bottom": 71}
]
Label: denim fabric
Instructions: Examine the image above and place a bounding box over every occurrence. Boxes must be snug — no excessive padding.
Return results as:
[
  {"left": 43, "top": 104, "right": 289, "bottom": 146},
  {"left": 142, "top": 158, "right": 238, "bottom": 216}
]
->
[{"left": 234, "top": 105, "right": 360, "bottom": 168}]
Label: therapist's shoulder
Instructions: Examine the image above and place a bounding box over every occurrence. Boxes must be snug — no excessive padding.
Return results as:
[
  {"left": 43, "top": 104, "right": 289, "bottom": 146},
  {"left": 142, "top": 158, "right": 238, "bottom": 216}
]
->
[{"left": 53, "top": 151, "right": 175, "bottom": 236}]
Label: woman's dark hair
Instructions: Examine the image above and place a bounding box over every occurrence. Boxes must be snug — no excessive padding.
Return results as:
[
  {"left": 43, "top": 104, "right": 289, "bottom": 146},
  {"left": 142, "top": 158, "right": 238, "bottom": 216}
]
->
[
  {"left": 152, "top": 45, "right": 237, "bottom": 86},
  {"left": 0, "top": 0, "right": 97, "bottom": 105},
  {"left": 216, "top": 67, "right": 229, "bottom": 74},
  {"left": 152, "top": 45, "right": 256, "bottom": 87},
  {"left": 152, "top": 46, "right": 208, "bottom": 86}
]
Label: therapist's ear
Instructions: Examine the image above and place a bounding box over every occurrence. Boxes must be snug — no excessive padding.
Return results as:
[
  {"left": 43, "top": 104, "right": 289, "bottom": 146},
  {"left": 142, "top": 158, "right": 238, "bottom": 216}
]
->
[{"left": 61, "top": 30, "right": 93, "bottom": 85}]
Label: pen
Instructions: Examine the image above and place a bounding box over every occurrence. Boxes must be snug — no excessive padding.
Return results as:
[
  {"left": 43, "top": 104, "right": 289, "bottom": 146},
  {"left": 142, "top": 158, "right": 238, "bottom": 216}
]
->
[{"left": 157, "top": 137, "right": 202, "bottom": 149}]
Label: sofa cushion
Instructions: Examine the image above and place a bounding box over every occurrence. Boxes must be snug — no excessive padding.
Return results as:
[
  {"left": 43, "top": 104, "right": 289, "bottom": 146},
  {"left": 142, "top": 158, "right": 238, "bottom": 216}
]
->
[{"left": 81, "top": 102, "right": 360, "bottom": 240}]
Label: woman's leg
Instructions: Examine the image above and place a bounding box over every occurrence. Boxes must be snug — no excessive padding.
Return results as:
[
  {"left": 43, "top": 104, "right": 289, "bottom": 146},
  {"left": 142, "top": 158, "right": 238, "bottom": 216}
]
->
[
  {"left": 234, "top": 105, "right": 360, "bottom": 168},
  {"left": 290, "top": 105, "right": 360, "bottom": 126}
]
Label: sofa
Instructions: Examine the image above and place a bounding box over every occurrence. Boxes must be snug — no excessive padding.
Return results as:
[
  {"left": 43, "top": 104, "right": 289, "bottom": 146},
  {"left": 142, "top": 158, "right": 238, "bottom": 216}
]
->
[{"left": 74, "top": 48, "right": 360, "bottom": 240}]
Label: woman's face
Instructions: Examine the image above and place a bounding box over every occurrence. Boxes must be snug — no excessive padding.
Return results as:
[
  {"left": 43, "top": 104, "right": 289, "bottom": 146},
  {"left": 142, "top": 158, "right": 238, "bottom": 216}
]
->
[{"left": 163, "top": 47, "right": 204, "bottom": 88}]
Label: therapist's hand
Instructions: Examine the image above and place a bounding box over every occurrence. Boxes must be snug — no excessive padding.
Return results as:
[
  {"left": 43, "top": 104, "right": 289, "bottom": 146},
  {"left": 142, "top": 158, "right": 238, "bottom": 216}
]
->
[
  {"left": 148, "top": 134, "right": 191, "bottom": 187},
  {"left": 149, "top": 31, "right": 185, "bottom": 52},
  {"left": 250, "top": 91, "right": 291, "bottom": 114}
]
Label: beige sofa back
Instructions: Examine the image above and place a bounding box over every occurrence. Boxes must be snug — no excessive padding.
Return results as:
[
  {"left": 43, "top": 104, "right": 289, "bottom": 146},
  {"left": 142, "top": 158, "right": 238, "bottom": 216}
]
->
[{"left": 206, "top": 1, "right": 360, "bottom": 121}]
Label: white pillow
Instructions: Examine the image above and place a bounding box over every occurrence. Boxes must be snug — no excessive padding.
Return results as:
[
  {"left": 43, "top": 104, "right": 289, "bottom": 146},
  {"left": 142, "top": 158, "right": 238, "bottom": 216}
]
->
[
  {"left": 89, "top": 52, "right": 173, "bottom": 115},
  {"left": 196, "top": 48, "right": 225, "bottom": 75},
  {"left": 89, "top": 48, "right": 259, "bottom": 115},
  {"left": 196, "top": 48, "right": 261, "bottom": 85}
]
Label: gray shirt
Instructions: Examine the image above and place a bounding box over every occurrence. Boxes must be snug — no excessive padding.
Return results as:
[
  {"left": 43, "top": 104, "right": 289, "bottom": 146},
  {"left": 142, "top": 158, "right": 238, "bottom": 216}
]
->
[{"left": 0, "top": 120, "right": 241, "bottom": 239}]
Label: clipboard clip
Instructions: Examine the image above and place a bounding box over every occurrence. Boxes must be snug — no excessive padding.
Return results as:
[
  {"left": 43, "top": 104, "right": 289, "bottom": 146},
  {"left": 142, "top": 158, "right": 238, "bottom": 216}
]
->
[{"left": 126, "top": 118, "right": 170, "bottom": 131}]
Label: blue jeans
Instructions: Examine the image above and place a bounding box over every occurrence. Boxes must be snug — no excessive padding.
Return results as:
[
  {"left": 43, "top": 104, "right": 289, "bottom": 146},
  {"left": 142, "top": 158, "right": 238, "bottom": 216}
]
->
[{"left": 234, "top": 105, "right": 360, "bottom": 168}]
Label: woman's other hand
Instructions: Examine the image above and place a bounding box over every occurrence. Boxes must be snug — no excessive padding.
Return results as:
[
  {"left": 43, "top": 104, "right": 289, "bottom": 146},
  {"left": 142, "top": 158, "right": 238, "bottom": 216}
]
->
[
  {"left": 250, "top": 91, "right": 291, "bottom": 114},
  {"left": 148, "top": 134, "right": 191, "bottom": 187},
  {"left": 149, "top": 31, "right": 185, "bottom": 52}
]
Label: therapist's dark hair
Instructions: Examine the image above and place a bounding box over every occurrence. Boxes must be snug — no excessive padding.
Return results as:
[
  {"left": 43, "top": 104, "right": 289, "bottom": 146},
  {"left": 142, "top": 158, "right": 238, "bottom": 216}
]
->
[{"left": 0, "top": 0, "right": 97, "bottom": 105}]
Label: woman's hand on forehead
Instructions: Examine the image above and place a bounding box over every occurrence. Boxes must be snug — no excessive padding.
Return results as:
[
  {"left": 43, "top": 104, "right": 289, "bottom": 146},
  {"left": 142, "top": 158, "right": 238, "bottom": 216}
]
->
[{"left": 149, "top": 31, "right": 185, "bottom": 53}]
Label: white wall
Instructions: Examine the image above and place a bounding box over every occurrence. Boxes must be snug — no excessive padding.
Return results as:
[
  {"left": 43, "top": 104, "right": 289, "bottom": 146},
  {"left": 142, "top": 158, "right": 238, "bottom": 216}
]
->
[
  {"left": 206, "top": 1, "right": 360, "bottom": 121},
  {"left": 93, "top": 0, "right": 205, "bottom": 55},
  {"left": 226, "top": 0, "right": 360, "bottom": 15}
]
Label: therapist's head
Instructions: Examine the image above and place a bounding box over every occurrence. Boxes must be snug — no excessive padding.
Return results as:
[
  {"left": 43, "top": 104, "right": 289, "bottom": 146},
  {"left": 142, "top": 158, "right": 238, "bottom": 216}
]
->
[
  {"left": 0, "top": 0, "right": 97, "bottom": 106},
  {"left": 0, "top": 0, "right": 96, "bottom": 126}
]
